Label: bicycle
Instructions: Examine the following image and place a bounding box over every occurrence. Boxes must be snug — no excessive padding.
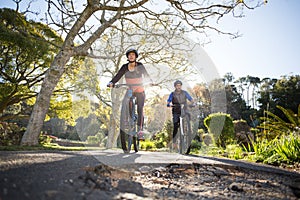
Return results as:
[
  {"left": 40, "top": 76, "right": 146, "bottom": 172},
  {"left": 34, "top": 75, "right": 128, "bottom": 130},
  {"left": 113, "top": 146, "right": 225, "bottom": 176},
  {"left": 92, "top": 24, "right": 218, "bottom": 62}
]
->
[
  {"left": 113, "top": 83, "right": 157, "bottom": 153},
  {"left": 169, "top": 103, "right": 195, "bottom": 155}
]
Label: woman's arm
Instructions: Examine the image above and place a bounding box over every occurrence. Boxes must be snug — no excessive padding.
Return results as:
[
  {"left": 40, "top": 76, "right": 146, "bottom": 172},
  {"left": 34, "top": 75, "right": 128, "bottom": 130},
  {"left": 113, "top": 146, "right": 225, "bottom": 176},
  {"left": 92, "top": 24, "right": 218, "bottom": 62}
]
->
[{"left": 110, "top": 64, "right": 127, "bottom": 84}]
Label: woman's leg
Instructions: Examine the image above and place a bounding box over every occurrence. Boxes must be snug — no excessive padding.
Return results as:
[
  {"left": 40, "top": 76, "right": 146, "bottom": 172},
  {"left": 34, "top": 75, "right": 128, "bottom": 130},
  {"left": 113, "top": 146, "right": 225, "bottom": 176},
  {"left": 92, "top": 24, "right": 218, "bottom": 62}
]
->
[{"left": 135, "top": 92, "right": 145, "bottom": 131}]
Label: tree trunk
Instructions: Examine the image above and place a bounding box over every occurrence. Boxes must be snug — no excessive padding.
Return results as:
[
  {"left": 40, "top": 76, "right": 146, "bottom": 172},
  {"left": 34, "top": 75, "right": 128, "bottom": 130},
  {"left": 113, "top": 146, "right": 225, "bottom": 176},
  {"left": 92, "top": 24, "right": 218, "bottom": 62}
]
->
[
  {"left": 21, "top": 51, "right": 71, "bottom": 146},
  {"left": 106, "top": 114, "right": 118, "bottom": 148}
]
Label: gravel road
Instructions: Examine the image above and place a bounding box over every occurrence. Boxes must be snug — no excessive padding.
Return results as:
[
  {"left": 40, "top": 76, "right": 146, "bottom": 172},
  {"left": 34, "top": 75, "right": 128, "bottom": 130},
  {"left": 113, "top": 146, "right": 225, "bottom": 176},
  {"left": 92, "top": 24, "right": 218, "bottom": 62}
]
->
[{"left": 0, "top": 149, "right": 299, "bottom": 200}]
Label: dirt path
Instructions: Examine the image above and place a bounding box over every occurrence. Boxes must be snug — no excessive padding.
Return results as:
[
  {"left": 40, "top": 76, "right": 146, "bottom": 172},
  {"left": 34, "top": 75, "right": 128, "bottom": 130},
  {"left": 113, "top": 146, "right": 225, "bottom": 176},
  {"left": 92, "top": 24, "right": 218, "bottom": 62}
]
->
[{"left": 0, "top": 150, "right": 299, "bottom": 200}]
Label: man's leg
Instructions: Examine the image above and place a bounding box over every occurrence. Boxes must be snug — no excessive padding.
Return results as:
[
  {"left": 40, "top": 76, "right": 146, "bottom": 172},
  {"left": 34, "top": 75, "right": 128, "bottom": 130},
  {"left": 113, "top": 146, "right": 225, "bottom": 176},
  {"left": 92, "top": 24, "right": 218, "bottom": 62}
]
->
[{"left": 172, "top": 113, "right": 180, "bottom": 150}]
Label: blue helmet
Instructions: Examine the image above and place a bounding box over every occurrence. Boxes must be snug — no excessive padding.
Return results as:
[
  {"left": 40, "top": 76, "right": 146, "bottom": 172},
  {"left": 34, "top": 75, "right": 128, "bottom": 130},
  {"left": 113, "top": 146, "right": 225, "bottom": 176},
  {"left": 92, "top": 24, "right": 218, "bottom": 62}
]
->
[
  {"left": 126, "top": 48, "right": 138, "bottom": 58},
  {"left": 174, "top": 80, "right": 182, "bottom": 87}
]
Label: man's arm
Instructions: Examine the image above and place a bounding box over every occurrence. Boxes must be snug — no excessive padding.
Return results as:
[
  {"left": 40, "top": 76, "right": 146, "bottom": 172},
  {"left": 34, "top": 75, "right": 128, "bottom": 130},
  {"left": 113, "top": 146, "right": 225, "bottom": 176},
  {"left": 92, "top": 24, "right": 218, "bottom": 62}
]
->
[
  {"left": 167, "top": 92, "right": 173, "bottom": 107},
  {"left": 184, "top": 91, "right": 194, "bottom": 102}
]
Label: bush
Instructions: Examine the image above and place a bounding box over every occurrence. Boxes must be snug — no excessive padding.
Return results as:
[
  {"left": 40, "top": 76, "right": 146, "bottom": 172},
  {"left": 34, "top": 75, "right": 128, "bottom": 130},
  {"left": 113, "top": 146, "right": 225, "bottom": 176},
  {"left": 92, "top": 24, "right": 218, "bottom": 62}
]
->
[
  {"left": 86, "top": 132, "right": 105, "bottom": 146},
  {"left": 152, "top": 120, "right": 172, "bottom": 149},
  {"left": 204, "top": 113, "right": 235, "bottom": 148},
  {"left": 190, "top": 139, "right": 202, "bottom": 153},
  {"left": 87, "top": 135, "right": 99, "bottom": 145},
  {"left": 233, "top": 120, "right": 254, "bottom": 151},
  {"left": 140, "top": 140, "right": 156, "bottom": 150},
  {"left": 0, "top": 122, "right": 25, "bottom": 146},
  {"left": 39, "top": 134, "right": 53, "bottom": 145},
  {"left": 202, "top": 133, "right": 214, "bottom": 146}
]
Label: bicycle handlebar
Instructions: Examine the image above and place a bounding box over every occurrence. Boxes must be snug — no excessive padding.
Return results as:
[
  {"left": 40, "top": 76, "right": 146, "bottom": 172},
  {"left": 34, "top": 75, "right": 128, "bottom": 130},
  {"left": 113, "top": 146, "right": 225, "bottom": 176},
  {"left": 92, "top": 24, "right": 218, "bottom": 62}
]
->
[
  {"left": 109, "top": 82, "right": 159, "bottom": 88},
  {"left": 167, "top": 103, "right": 196, "bottom": 108}
]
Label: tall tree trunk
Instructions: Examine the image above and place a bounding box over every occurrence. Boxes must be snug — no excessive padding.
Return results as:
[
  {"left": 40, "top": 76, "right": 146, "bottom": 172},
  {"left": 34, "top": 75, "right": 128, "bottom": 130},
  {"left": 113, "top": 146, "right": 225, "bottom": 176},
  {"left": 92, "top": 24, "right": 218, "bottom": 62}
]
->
[
  {"left": 21, "top": 51, "right": 71, "bottom": 146},
  {"left": 106, "top": 114, "right": 118, "bottom": 148}
]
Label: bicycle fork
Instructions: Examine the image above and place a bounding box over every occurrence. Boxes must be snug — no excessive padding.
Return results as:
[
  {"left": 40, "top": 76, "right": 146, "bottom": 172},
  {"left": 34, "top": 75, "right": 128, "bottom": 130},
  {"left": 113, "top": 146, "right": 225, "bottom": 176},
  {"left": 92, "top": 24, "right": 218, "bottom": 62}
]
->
[
  {"left": 179, "top": 116, "right": 184, "bottom": 154},
  {"left": 128, "top": 97, "right": 138, "bottom": 152}
]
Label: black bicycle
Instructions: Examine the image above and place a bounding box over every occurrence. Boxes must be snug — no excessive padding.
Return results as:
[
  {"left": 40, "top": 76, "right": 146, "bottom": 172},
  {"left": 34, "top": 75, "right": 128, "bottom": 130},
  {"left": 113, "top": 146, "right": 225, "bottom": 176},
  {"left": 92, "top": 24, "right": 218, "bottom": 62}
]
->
[
  {"left": 112, "top": 83, "right": 139, "bottom": 153},
  {"left": 170, "top": 104, "right": 194, "bottom": 155},
  {"left": 113, "top": 82, "right": 160, "bottom": 153}
]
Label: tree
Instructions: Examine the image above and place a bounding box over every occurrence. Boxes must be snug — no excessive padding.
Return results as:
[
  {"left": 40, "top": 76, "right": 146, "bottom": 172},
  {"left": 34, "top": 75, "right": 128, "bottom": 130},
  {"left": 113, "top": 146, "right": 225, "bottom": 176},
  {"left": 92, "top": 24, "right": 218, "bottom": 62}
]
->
[
  {"left": 247, "top": 75, "right": 260, "bottom": 108},
  {"left": 0, "top": 8, "right": 62, "bottom": 120},
  {"left": 257, "top": 77, "right": 277, "bottom": 117},
  {"left": 16, "top": 0, "right": 264, "bottom": 145},
  {"left": 258, "top": 75, "right": 300, "bottom": 121}
]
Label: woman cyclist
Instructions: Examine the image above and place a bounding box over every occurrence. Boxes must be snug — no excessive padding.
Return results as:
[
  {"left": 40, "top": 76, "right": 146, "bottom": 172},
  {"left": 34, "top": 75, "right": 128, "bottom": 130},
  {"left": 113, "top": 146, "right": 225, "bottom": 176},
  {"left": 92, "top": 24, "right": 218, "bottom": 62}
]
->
[{"left": 107, "top": 48, "right": 152, "bottom": 139}]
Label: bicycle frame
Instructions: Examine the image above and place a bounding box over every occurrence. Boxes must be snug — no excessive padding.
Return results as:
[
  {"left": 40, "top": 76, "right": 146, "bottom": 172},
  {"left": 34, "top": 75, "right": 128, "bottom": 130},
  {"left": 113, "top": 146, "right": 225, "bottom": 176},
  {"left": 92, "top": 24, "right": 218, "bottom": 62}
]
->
[
  {"left": 126, "top": 89, "right": 139, "bottom": 152},
  {"left": 112, "top": 82, "right": 158, "bottom": 153},
  {"left": 116, "top": 84, "right": 142, "bottom": 153},
  {"left": 171, "top": 104, "right": 192, "bottom": 154},
  {"left": 179, "top": 104, "right": 192, "bottom": 154}
]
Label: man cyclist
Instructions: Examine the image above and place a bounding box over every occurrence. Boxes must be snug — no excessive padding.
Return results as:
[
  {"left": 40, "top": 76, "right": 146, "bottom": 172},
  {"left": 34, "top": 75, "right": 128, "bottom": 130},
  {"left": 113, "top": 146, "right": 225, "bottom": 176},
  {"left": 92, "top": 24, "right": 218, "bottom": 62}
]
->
[
  {"left": 167, "top": 80, "right": 195, "bottom": 150},
  {"left": 107, "top": 48, "right": 152, "bottom": 140}
]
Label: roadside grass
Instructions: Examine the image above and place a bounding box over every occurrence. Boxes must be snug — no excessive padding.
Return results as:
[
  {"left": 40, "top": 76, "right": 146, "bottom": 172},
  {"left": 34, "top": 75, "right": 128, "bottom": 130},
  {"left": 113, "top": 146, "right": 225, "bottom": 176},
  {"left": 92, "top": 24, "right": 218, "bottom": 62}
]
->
[{"left": 0, "top": 142, "right": 105, "bottom": 151}]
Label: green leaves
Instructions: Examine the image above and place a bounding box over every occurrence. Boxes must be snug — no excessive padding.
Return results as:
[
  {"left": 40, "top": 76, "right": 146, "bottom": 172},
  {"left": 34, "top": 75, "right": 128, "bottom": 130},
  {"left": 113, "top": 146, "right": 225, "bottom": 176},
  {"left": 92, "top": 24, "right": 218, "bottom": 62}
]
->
[
  {"left": 0, "top": 8, "right": 63, "bottom": 119},
  {"left": 275, "top": 134, "right": 300, "bottom": 163},
  {"left": 253, "top": 104, "right": 300, "bottom": 165},
  {"left": 260, "top": 104, "right": 300, "bottom": 138}
]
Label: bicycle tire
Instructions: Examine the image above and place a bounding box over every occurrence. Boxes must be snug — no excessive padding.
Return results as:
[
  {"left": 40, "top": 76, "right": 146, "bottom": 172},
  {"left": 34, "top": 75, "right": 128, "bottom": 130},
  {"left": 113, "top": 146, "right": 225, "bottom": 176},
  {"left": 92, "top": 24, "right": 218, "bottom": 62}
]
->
[
  {"left": 120, "top": 93, "right": 139, "bottom": 153},
  {"left": 120, "top": 98, "right": 129, "bottom": 153},
  {"left": 133, "top": 136, "right": 139, "bottom": 152},
  {"left": 180, "top": 114, "right": 192, "bottom": 155},
  {"left": 128, "top": 96, "right": 139, "bottom": 153}
]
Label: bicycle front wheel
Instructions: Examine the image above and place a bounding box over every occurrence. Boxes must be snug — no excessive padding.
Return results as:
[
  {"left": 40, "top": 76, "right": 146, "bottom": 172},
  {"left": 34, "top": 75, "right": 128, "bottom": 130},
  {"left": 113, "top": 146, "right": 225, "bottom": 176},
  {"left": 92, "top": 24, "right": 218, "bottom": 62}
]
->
[
  {"left": 120, "top": 97, "right": 130, "bottom": 153},
  {"left": 180, "top": 115, "right": 192, "bottom": 155}
]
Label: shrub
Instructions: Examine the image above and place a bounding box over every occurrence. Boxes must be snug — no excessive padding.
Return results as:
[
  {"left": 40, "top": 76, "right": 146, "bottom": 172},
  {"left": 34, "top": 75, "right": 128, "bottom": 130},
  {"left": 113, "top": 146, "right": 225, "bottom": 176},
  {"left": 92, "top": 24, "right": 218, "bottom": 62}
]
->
[
  {"left": 140, "top": 140, "right": 156, "bottom": 150},
  {"left": 87, "top": 135, "right": 99, "bottom": 145},
  {"left": 233, "top": 120, "right": 254, "bottom": 151},
  {"left": 190, "top": 139, "right": 202, "bottom": 151},
  {"left": 202, "top": 133, "right": 214, "bottom": 146},
  {"left": 204, "top": 113, "right": 235, "bottom": 148},
  {"left": 0, "top": 122, "right": 25, "bottom": 146},
  {"left": 39, "top": 134, "right": 53, "bottom": 145},
  {"left": 152, "top": 120, "right": 172, "bottom": 149},
  {"left": 86, "top": 132, "right": 105, "bottom": 146}
]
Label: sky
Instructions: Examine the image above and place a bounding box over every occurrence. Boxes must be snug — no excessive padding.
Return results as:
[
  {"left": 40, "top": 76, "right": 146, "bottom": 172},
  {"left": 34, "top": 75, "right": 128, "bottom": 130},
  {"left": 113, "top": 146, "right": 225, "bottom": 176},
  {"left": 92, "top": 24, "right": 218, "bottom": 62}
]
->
[
  {"left": 203, "top": 0, "right": 300, "bottom": 80},
  {"left": 1, "top": 0, "right": 299, "bottom": 80}
]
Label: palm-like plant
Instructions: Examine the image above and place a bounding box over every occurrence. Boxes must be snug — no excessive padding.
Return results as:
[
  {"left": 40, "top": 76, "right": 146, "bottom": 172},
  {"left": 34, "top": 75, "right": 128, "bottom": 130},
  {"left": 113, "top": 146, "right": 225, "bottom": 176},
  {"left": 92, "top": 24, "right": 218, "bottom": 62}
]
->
[{"left": 259, "top": 104, "right": 300, "bottom": 139}]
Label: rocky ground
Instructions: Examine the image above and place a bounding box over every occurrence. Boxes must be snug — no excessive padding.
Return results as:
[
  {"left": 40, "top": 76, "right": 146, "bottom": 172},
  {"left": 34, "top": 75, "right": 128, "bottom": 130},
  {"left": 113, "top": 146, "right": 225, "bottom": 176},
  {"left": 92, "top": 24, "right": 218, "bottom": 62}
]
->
[{"left": 0, "top": 150, "right": 299, "bottom": 200}]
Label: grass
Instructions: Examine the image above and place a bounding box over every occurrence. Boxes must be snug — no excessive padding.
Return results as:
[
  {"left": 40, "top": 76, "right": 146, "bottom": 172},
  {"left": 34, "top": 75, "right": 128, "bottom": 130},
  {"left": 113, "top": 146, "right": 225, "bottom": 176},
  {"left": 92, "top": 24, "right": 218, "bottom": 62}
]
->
[{"left": 0, "top": 142, "right": 105, "bottom": 151}]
